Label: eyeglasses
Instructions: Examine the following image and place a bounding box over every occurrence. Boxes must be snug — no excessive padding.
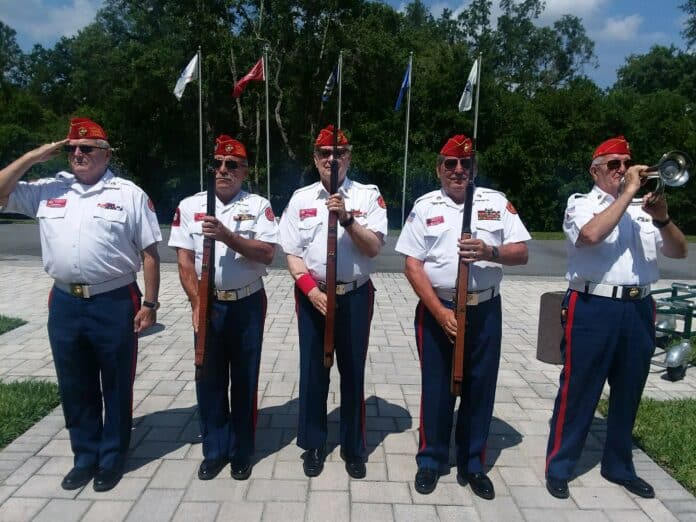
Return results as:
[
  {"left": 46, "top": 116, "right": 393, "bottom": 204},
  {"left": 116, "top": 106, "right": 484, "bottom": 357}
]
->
[
  {"left": 63, "top": 144, "right": 108, "bottom": 154},
  {"left": 599, "top": 159, "right": 634, "bottom": 171},
  {"left": 443, "top": 158, "right": 472, "bottom": 171},
  {"left": 212, "top": 159, "right": 245, "bottom": 171},
  {"left": 315, "top": 148, "right": 349, "bottom": 160}
]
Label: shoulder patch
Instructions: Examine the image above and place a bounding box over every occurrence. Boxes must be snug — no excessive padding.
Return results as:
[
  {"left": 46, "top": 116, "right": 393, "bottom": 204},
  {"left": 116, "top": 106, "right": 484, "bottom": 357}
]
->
[
  {"left": 265, "top": 206, "right": 275, "bottom": 221},
  {"left": 172, "top": 208, "right": 181, "bottom": 226},
  {"left": 506, "top": 201, "right": 517, "bottom": 214},
  {"left": 147, "top": 198, "right": 156, "bottom": 212},
  {"left": 377, "top": 195, "right": 387, "bottom": 209}
]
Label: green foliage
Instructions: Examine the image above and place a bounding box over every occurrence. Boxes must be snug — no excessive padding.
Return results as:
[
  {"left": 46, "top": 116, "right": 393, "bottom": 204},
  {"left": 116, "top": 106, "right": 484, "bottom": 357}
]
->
[
  {"left": 598, "top": 397, "right": 696, "bottom": 495},
  {"left": 0, "top": 380, "right": 60, "bottom": 450},
  {"left": 0, "top": 0, "right": 695, "bottom": 232},
  {"left": 0, "top": 315, "right": 27, "bottom": 335}
]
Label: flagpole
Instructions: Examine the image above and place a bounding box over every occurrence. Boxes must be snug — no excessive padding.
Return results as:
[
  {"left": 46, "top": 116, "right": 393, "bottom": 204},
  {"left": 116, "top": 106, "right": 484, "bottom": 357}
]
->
[
  {"left": 472, "top": 52, "right": 482, "bottom": 150},
  {"left": 337, "top": 50, "right": 343, "bottom": 129},
  {"left": 198, "top": 46, "right": 203, "bottom": 192},
  {"left": 401, "top": 52, "right": 413, "bottom": 226},
  {"left": 264, "top": 45, "right": 271, "bottom": 201}
]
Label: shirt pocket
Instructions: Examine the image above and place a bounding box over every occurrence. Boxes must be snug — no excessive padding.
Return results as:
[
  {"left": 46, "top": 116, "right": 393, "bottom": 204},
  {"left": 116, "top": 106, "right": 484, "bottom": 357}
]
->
[
  {"left": 232, "top": 217, "right": 256, "bottom": 239},
  {"left": 638, "top": 223, "right": 657, "bottom": 262},
  {"left": 474, "top": 219, "right": 503, "bottom": 246},
  {"left": 36, "top": 203, "right": 67, "bottom": 238},
  {"left": 298, "top": 218, "right": 323, "bottom": 244},
  {"left": 423, "top": 221, "right": 454, "bottom": 255},
  {"left": 93, "top": 205, "right": 127, "bottom": 241}
]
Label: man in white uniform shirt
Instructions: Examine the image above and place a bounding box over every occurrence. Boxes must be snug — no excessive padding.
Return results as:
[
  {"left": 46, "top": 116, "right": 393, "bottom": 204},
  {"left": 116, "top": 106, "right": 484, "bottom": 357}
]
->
[
  {"left": 0, "top": 117, "right": 161, "bottom": 492},
  {"left": 545, "top": 136, "right": 688, "bottom": 499},
  {"left": 279, "top": 125, "right": 387, "bottom": 479},
  {"left": 169, "top": 135, "right": 278, "bottom": 481},
  {"left": 396, "top": 134, "right": 530, "bottom": 499}
]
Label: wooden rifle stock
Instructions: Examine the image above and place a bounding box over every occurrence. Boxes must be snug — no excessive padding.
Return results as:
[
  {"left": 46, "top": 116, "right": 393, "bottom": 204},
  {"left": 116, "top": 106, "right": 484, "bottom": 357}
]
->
[
  {"left": 323, "top": 131, "right": 340, "bottom": 369},
  {"left": 451, "top": 156, "right": 476, "bottom": 395},
  {"left": 194, "top": 179, "right": 216, "bottom": 381}
]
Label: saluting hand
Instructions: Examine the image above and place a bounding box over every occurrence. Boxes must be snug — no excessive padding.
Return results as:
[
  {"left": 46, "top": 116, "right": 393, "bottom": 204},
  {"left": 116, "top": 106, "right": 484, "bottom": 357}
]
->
[
  {"left": 458, "top": 238, "right": 491, "bottom": 263},
  {"left": 326, "top": 194, "right": 350, "bottom": 223},
  {"left": 30, "top": 140, "right": 69, "bottom": 164},
  {"left": 307, "top": 287, "right": 328, "bottom": 316}
]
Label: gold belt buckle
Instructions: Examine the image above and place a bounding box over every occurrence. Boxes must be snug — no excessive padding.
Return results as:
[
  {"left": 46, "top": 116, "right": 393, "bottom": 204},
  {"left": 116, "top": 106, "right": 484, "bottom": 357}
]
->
[
  {"left": 335, "top": 284, "right": 346, "bottom": 296},
  {"left": 218, "top": 290, "right": 236, "bottom": 301},
  {"left": 466, "top": 293, "right": 480, "bottom": 305},
  {"left": 70, "top": 284, "right": 89, "bottom": 298},
  {"left": 627, "top": 286, "right": 641, "bottom": 299}
]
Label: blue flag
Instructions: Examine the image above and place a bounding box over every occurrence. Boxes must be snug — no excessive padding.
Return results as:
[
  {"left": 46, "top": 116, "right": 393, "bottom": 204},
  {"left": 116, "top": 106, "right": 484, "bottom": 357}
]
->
[
  {"left": 322, "top": 65, "right": 338, "bottom": 102},
  {"left": 395, "top": 62, "right": 411, "bottom": 111}
]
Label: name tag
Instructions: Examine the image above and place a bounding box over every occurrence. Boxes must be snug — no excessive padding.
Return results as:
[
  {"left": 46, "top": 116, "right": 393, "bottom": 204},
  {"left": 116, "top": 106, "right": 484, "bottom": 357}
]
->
[
  {"left": 46, "top": 198, "right": 67, "bottom": 208},
  {"left": 300, "top": 208, "right": 317, "bottom": 219},
  {"left": 194, "top": 212, "right": 207, "bottom": 222},
  {"left": 426, "top": 216, "right": 444, "bottom": 226}
]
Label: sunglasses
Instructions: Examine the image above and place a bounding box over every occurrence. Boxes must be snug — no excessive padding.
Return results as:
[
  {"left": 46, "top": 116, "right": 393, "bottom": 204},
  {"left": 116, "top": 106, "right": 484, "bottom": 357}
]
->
[
  {"left": 63, "top": 144, "right": 108, "bottom": 154},
  {"left": 315, "top": 148, "right": 349, "bottom": 160},
  {"left": 599, "top": 159, "right": 634, "bottom": 171},
  {"left": 443, "top": 158, "right": 473, "bottom": 171},
  {"left": 212, "top": 159, "right": 245, "bottom": 171}
]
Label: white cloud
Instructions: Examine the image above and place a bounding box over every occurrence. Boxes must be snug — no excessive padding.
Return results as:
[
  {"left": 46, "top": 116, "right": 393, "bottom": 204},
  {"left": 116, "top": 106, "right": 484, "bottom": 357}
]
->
[
  {"left": 596, "top": 14, "right": 643, "bottom": 42},
  {"left": 542, "top": 0, "right": 608, "bottom": 18},
  {"left": 0, "top": 0, "right": 103, "bottom": 49}
]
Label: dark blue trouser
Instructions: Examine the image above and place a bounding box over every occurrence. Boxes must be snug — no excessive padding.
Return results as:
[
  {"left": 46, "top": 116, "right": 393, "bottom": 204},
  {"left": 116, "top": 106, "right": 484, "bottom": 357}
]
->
[
  {"left": 415, "top": 296, "right": 502, "bottom": 473},
  {"left": 295, "top": 281, "right": 374, "bottom": 460},
  {"left": 48, "top": 283, "right": 140, "bottom": 470},
  {"left": 196, "top": 289, "right": 266, "bottom": 462},
  {"left": 546, "top": 290, "right": 655, "bottom": 481}
]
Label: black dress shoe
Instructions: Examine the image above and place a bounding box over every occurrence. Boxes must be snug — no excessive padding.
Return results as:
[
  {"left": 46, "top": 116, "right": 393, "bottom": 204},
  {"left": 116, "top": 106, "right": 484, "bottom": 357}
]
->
[
  {"left": 546, "top": 477, "right": 570, "bottom": 499},
  {"left": 61, "top": 466, "right": 96, "bottom": 490},
  {"left": 601, "top": 473, "right": 655, "bottom": 498},
  {"left": 197, "top": 458, "right": 227, "bottom": 481},
  {"left": 303, "top": 448, "right": 325, "bottom": 477},
  {"left": 231, "top": 460, "right": 252, "bottom": 480},
  {"left": 414, "top": 468, "right": 439, "bottom": 494},
  {"left": 340, "top": 451, "right": 366, "bottom": 479},
  {"left": 93, "top": 466, "right": 123, "bottom": 492},
  {"left": 463, "top": 472, "right": 495, "bottom": 500}
]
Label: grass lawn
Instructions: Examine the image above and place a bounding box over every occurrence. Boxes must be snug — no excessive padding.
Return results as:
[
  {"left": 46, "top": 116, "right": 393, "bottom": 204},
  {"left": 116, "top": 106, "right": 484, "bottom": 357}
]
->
[
  {"left": 0, "top": 380, "right": 60, "bottom": 450},
  {"left": 0, "top": 315, "right": 26, "bottom": 335},
  {"left": 598, "top": 397, "right": 696, "bottom": 495}
]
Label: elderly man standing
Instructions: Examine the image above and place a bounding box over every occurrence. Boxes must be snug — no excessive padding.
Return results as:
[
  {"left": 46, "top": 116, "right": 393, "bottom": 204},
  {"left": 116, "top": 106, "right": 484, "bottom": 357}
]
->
[
  {"left": 279, "top": 125, "right": 387, "bottom": 479},
  {"left": 169, "top": 135, "right": 278, "bottom": 481},
  {"left": 0, "top": 117, "right": 161, "bottom": 492},
  {"left": 545, "top": 136, "right": 688, "bottom": 499},
  {"left": 396, "top": 134, "right": 530, "bottom": 499}
]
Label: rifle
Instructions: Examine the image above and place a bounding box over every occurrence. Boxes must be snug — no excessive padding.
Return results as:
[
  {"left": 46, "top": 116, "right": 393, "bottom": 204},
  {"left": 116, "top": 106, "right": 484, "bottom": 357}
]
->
[
  {"left": 194, "top": 176, "right": 216, "bottom": 380},
  {"left": 450, "top": 154, "right": 476, "bottom": 395},
  {"left": 323, "top": 126, "right": 339, "bottom": 368}
]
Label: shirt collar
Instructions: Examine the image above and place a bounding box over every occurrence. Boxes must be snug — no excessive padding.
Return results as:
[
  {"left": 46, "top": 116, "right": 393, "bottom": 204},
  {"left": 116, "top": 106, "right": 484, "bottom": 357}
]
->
[
  {"left": 315, "top": 177, "right": 353, "bottom": 199},
  {"left": 590, "top": 184, "right": 615, "bottom": 205}
]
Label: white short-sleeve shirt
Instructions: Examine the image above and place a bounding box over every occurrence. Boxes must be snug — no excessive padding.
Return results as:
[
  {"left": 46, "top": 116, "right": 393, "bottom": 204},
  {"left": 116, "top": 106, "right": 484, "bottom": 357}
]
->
[
  {"left": 278, "top": 177, "right": 388, "bottom": 282},
  {"left": 168, "top": 190, "right": 279, "bottom": 290},
  {"left": 395, "top": 187, "right": 531, "bottom": 290},
  {"left": 3, "top": 170, "right": 162, "bottom": 284},
  {"left": 563, "top": 185, "right": 663, "bottom": 285}
]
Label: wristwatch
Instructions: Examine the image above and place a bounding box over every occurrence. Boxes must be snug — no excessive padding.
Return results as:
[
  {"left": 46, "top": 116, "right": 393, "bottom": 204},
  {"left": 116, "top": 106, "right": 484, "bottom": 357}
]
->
[
  {"left": 490, "top": 246, "right": 500, "bottom": 261},
  {"left": 340, "top": 213, "right": 355, "bottom": 228},
  {"left": 142, "top": 300, "right": 160, "bottom": 310}
]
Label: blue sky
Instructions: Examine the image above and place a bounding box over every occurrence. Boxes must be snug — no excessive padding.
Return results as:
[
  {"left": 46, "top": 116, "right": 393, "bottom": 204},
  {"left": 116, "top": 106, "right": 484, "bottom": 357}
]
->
[{"left": 0, "top": 0, "right": 689, "bottom": 88}]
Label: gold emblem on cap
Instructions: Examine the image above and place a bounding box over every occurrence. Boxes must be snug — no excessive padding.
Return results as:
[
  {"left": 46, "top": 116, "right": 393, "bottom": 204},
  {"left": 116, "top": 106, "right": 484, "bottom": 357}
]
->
[
  {"left": 78, "top": 127, "right": 87, "bottom": 136},
  {"left": 225, "top": 144, "right": 234, "bottom": 153},
  {"left": 464, "top": 143, "right": 471, "bottom": 151}
]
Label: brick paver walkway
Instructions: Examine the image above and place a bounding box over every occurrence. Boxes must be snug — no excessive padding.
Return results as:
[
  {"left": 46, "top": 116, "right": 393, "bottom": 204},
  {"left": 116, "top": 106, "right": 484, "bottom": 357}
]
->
[{"left": 0, "top": 260, "right": 694, "bottom": 521}]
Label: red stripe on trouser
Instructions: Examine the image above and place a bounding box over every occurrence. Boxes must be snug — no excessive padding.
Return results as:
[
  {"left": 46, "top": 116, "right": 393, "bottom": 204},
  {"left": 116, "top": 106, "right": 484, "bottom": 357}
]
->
[
  {"left": 546, "top": 290, "right": 578, "bottom": 473},
  {"left": 253, "top": 291, "right": 268, "bottom": 440},
  {"left": 415, "top": 302, "right": 427, "bottom": 452},
  {"left": 360, "top": 282, "right": 375, "bottom": 449},
  {"left": 128, "top": 284, "right": 141, "bottom": 414}
]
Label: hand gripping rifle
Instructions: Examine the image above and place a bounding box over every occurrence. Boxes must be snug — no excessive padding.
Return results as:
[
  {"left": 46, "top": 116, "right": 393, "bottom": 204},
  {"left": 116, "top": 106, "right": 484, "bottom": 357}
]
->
[
  {"left": 323, "top": 126, "right": 339, "bottom": 368},
  {"left": 450, "top": 154, "right": 476, "bottom": 395},
  {"left": 194, "top": 176, "right": 216, "bottom": 381}
]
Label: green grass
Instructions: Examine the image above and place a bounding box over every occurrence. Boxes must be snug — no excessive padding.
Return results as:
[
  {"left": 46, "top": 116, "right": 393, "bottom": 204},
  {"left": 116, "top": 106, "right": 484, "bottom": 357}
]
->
[
  {"left": 0, "top": 315, "right": 26, "bottom": 335},
  {"left": 0, "top": 380, "right": 60, "bottom": 450},
  {"left": 598, "top": 397, "right": 696, "bottom": 495}
]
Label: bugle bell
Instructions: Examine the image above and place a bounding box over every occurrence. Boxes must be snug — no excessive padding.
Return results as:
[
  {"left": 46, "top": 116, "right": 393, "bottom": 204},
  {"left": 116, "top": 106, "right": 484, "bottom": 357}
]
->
[{"left": 639, "top": 150, "right": 691, "bottom": 197}]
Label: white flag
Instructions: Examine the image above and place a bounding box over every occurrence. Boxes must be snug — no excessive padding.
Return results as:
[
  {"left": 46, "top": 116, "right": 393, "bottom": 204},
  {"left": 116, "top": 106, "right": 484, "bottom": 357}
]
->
[
  {"left": 458, "top": 58, "right": 478, "bottom": 112},
  {"left": 173, "top": 54, "right": 199, "bottom": 100}
]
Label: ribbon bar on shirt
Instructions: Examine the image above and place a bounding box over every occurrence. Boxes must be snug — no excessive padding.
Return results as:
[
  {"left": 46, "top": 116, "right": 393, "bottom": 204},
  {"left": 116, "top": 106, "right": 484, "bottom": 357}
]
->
[
  {"left": 55, "top": 273, "right": 136, "bottom": 299},
  {"left": 215, "top": 278, "right": 264, "bottom": 301},
  {"left": 569, "top": 281, "right": 651, "bottom": 300}
]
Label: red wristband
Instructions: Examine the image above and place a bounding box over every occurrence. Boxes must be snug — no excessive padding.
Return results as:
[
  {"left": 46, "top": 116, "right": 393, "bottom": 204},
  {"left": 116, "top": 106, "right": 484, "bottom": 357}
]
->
[{"left": 296, "top": 274, "right": 318, "bottom": 296}]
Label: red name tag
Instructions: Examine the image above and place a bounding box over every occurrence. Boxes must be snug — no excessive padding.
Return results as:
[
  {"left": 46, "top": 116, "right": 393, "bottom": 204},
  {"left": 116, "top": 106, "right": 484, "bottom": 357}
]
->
[
  {"left": 426, "top": 216, "right": 444, "bottom": 226},
  {"left": 299, "top": 208, "right": 317, "bottom": 219},
  {"left": 46, "top": 198, "right": 67, "bottom": 208},
  {"left": 194, "top": 212, "right": 207, "bottom": 222}
]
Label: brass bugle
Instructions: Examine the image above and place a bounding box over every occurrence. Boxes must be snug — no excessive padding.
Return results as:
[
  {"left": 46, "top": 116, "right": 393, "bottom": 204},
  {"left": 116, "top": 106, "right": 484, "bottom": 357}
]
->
[{"left": 640, "top": 150, "right": 691, "bottom": 195}]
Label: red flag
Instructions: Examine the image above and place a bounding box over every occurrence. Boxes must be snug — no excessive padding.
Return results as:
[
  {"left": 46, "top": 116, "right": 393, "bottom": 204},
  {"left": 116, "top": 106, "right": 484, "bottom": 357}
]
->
[{"left": 232, "top": 58, "right": 265, "bottom": 98}]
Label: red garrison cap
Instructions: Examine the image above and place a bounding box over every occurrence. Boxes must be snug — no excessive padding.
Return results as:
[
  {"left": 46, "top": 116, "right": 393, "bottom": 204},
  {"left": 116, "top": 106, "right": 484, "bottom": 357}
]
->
[
  {"left": 314, "top": 125, "right": 349, "bottom": 147},
  {"left": 214, "top": 135, "right": 247, "bottom": 158},
  {"left": 440, "top": 134, "right": 473, "bottom": 158},
  {"left": 592, "top": 136, "right": 631, "bottom": 159},
  {"left": 67, "top": 118, "right": 108, "bottom": 140}
]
